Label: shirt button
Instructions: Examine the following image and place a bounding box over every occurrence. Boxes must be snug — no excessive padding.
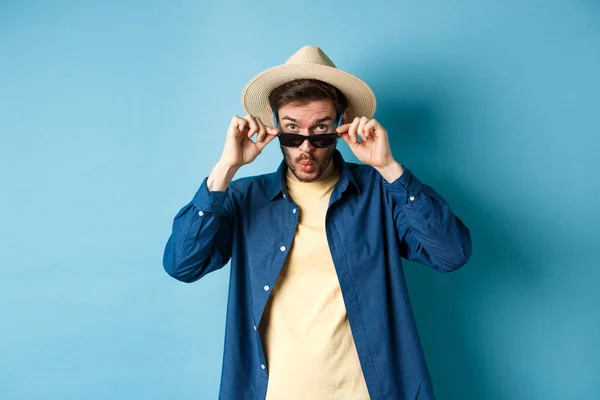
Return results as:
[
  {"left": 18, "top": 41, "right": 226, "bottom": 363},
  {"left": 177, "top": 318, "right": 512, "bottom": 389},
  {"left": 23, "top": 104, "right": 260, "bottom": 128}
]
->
[
  {"left": 261, "top": 364, "right": 266, "bottom": 370},
  {"left": 409, "top": 196, "right": 415, "bottom": 201},
  {"left": 292, "top": 208, "right": 297, "bottom": 214},
  {"left": 280, "top": 246, "right": 286, "bottom": 252},
  {"left": 264, "top": 285, "right": 270, "bottom": 291},
  {"left": 253, "top": 325, "right": 257, "bottom": 331},
  {"left": 198, "top": 211, "right": 204, "bottom": 216}
]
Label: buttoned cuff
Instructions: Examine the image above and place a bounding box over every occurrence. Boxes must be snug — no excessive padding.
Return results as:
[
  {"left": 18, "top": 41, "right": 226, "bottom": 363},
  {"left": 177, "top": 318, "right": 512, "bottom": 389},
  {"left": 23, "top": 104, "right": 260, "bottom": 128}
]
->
[
  {"left": 382, "top": 167, "right": 424, "bottom": 204},
  {"left": 191, "top": 177, "right": 229, "bottom": 214}
]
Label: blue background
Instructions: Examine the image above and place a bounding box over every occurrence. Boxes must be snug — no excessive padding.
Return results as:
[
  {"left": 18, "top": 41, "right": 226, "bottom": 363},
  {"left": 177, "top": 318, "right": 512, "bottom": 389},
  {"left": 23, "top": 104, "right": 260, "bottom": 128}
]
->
[{"left": 1, "top": 1, "right": 599, "bottom": 399}]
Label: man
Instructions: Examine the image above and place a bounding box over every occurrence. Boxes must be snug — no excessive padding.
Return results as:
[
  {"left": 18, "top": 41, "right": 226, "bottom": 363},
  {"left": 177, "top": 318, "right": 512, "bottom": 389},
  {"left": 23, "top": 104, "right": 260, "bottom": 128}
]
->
[{"left": 163, "top": 46, "right": 472, "bottom": 400}]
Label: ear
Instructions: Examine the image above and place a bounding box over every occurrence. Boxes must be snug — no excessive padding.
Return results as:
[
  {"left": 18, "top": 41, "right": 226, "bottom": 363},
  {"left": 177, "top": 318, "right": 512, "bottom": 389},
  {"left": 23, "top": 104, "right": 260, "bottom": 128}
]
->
[
  {"left": 267, "top": 105, "right": 277, "bottom": 128},
  {"left": 342, "top": 108, "right": 350, "bottom": 125}
]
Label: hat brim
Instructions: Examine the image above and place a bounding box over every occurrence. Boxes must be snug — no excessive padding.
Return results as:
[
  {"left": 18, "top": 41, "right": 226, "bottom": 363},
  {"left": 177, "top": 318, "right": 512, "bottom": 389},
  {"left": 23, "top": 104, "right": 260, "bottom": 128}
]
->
[{"left": 241, "top": 63, "right": 376, "bottom": 128}]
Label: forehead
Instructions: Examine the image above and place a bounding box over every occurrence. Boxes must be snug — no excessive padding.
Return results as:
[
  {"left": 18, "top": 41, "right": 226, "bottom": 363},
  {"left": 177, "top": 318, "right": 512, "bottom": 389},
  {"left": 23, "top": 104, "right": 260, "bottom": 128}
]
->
[{"left": 279, "top": 99, "right": 336, "bottom": 122}]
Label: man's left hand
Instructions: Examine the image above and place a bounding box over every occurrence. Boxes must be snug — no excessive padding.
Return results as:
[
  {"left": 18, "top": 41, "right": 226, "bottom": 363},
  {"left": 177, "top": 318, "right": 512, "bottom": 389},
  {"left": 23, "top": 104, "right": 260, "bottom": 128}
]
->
[{"left": 337, "top": 117, "right": 404, "bottom": 182}]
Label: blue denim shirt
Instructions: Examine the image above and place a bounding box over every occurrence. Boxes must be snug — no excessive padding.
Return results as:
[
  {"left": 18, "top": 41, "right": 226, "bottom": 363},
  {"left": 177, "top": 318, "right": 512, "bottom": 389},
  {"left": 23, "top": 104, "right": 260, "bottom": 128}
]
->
[{"left": 163, "top": 150, "right": 472, "bottom": 399}]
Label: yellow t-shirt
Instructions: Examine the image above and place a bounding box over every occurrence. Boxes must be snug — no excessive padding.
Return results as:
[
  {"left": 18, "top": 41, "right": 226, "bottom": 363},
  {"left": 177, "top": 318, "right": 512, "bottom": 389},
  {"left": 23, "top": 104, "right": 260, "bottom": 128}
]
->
[{"left": 259, "top": 170, "right": 370, "bottom": 400}]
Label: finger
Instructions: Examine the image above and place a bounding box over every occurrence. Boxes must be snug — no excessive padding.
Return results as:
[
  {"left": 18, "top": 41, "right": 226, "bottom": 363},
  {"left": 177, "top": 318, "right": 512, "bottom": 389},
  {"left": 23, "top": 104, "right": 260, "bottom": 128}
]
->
[
  {"left": 336, "top": 123, "right": 352, "bottom": 134},
  {"left": 256, "top": 131, "right": 278, "bottom": 150},
  {"left": 255, "top": 116, "right": 267, "bottom": 142},
  {"left": 237, "top": 119, "right": 248, "bottom": 136},
  {"left": 266, "top": 126, "right": 279, "bottom": 136},
  {"left": 229, "top": 115, "right": 243, "bottom": 135},
  {"left": 339, "top": 131, "right": 362, "bottom": 153},
  {"left": 229, "top": 115, "right": 241, "bottom": 129},
  {"left": 370, "top": 119, "right": 387, "bottom": 140},
  {"left": 357, "top": 117, "right": 369, "bottom": 141},
  {"left": 364, "top": 119, "right": 378, "bottom": 140},
  {"left": 338, "top": 131, "right": 353, "bottom": 145},
  {"left": 243, "top": 115, "right": 259, "bottom": 139},
  {"left": 349, "top": 117, "right": 360, "bottom": 144}
]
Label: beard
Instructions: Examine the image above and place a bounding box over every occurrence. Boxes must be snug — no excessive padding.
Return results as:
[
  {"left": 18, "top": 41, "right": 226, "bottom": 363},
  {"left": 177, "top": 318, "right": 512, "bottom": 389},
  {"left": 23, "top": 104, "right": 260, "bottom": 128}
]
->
[{"left": 280, "top": 143, "right": 337, "bottom": 183}]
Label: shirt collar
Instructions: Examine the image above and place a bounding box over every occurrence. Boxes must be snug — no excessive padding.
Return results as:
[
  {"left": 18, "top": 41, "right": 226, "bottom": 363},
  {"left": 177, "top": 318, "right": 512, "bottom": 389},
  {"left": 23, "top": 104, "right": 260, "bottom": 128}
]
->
[{"left": 266, "top": 150, "right": 361, "bottom": 203}]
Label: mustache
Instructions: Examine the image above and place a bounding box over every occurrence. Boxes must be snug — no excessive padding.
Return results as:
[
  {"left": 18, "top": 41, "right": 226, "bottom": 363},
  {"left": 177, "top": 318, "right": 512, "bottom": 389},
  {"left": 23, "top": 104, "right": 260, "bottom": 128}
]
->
[{"left": 295, "top": 155, "right": 315, "bottom": 163}]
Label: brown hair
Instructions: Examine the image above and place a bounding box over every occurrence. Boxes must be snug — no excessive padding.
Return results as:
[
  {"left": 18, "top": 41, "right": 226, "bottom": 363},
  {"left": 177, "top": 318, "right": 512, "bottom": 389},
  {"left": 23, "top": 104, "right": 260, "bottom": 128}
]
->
[{"left": 268, "top": 79, "right": 348, "bottom": 125}]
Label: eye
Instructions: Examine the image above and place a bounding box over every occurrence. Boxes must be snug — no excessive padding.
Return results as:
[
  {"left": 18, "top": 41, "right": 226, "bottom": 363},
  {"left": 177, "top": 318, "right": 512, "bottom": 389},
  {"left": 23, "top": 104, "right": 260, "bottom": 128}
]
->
[
  {"left": 316, "top": 124, "right": 328, "bottom": 131},
  {"left": 287, "top": 124, "right": 297, "bottom": 131}
]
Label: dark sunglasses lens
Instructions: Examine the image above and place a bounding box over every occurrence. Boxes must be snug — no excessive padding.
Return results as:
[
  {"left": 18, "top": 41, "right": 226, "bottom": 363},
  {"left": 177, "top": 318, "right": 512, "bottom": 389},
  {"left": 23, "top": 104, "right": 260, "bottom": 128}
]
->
[
  {"left": 311, "top": 136, "right": 336, "bottom": 148},
  {"left": 279, "top": 134, "right": 337, "bottom": 148},
  {"left": 279, "top": 135, "right": 303, "bottom": 147}
]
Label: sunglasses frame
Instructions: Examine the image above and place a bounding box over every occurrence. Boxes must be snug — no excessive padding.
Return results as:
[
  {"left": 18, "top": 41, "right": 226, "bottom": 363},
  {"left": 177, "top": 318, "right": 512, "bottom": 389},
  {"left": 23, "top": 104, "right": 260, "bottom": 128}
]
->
[
  {"left": 273, "top": 112, "right": 344, "bottom": 148},
  {"left": 277, "top": 132, "right": 339, "bottom": 148}
]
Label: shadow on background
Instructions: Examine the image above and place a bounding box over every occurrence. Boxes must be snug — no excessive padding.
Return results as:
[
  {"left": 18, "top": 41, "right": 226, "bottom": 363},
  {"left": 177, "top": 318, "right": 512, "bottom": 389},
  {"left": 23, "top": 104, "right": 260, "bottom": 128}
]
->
[{"left": 371, "top": 73, "right": 544, "bottom": 399}]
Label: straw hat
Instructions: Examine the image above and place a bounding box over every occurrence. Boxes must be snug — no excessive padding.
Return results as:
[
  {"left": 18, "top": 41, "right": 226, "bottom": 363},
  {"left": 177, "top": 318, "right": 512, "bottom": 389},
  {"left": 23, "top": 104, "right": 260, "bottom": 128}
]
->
[{"left": 241, "top": 46, "right": 376, "bottom": 127}]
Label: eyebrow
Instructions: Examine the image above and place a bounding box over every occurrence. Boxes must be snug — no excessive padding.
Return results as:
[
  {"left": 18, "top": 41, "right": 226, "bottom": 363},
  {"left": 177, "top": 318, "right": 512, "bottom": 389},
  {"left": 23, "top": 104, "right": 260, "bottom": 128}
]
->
[{"left": 280, "top": 116, "right": 334, "bottom": 124}]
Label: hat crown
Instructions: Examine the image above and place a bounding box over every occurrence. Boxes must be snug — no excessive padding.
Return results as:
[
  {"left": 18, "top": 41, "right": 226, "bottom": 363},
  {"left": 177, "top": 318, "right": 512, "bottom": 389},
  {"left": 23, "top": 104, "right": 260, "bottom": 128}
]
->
[
  {"left": 285, "top": 46, "right": 337, "bottom": 68},
  {"left": 241, "top": 45, "right": 376, "bottom": 127}
]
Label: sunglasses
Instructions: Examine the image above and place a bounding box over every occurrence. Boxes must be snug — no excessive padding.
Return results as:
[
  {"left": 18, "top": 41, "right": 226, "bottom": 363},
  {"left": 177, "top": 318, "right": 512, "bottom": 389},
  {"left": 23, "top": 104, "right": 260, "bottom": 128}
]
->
[
  {"left": 277, "top": 133, "right": 338, "bottom": 148},
  {"left": 274, "top": 112, "right": 343, "bottom": 148}
]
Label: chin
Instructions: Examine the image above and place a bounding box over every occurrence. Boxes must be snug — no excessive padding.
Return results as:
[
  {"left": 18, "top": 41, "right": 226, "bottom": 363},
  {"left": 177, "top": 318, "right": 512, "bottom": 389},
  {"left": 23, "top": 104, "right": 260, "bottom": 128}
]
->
[{"left": 292, "top": 166, "right": 321, "bottom": 182}]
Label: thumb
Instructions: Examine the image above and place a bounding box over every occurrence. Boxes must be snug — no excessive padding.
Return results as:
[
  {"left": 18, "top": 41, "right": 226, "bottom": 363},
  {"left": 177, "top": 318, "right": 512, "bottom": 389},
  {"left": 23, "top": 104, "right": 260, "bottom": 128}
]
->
[
  {"left": 256, "top": 131, "right": 278, "bottom": 150},
  {"left": 336, "top": 123, "right": 351, "bottom": 134},
  {"left": 338, "top": 131, "right": 353, "bottom": 146}
]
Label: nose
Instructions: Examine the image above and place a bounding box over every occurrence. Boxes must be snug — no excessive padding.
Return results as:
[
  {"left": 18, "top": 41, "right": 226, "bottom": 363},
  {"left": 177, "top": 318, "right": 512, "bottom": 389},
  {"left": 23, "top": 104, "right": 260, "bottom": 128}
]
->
[{"left": 298, "top": 136, "right": 314, "bottom": 153}]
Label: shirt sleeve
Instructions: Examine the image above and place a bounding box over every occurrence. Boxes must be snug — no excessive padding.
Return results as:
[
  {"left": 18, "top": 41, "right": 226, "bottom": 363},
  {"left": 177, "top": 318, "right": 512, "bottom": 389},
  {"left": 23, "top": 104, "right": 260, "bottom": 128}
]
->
[
  {"left": 383, "top": 168, "right": 472, "bottom": 272},
  {"left": 162, "top": 177, "right": 235, "bottom": 282}
]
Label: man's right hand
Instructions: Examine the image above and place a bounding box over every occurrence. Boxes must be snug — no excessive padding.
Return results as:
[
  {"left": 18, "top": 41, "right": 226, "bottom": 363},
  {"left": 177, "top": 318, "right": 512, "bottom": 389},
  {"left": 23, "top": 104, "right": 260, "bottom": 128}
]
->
[
  {"left": 208, "top": 115, "right": 278, "bottom": 192},
  {"left": 219, "top": 114, "right": 278, "bottom": 169}
]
